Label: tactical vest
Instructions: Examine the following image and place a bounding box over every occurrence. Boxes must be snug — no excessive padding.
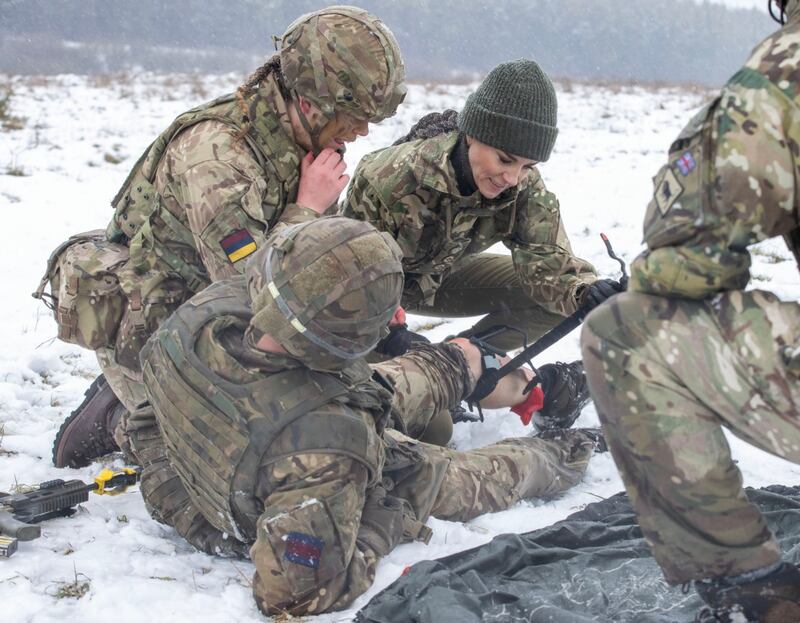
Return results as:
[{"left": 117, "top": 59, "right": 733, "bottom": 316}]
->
[
  {"left": 107, "top": 78, "right": 301, "bottom": 295},
  {"left": 142, "top": 280, "right": 387, "bottom": 543}
]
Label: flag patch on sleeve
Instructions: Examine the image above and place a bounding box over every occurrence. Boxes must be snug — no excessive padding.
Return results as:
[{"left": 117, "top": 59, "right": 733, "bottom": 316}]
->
[
  {"left": 220, "top": 229, "right": 257, "bottom": 263},
  {"left": 284, "top": 532, "right": 325, "bottom": 569},
  {"left": 675, "top": 151, "right": 697, "bottom": 176}
]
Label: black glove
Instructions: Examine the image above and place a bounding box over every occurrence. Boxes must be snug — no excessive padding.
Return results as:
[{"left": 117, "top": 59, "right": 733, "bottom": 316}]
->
[
  {"left": 374, "top": 324, "right": 431, "bottom": 357},
  {"left": 579, "top": 278, "right": 627, "bottom": 310}
]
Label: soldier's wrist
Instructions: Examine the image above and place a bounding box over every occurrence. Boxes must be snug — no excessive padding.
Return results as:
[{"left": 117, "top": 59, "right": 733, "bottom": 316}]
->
[{"left": 283, "top": 202, "right": 323, "bottom": 223}]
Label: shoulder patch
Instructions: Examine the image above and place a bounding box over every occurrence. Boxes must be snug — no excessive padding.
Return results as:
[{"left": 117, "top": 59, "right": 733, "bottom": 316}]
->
[
  {"left": 655, "top": 168, "right": 684, "bottom": 216},
  {"left": 284, "top": 531, "right": 325, "bottom": 569},
  {"left": 675, "top": 151, "right": 697, "bottom": 176},
  {"left": 220, "top": 229, "right": 257, "bottom": 263}
]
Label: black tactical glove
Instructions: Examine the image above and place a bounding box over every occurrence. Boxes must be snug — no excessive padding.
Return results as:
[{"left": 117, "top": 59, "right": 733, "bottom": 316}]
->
[
  {"left": 578, "top": 278, "right": 627, "bottom": 310},
  {"left": 374, "top": 324, "right": 431, "bottom": 357}
]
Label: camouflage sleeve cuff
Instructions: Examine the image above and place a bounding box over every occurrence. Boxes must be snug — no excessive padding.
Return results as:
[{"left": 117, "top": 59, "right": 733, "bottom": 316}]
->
[
  {"left": 629, "top": 247, "right": 750, "bottom": 299},
  {"left": 572, "top": 276, "right": 599, "bottom": 305},
  {"left": 281, "top": 203, "right": 322, "bottom": 225}
]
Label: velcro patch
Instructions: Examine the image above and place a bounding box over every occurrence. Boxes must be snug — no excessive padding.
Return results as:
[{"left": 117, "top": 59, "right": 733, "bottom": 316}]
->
[
  {"left": 220, "top": 229, "right": 257, "bottom": 263},
  {"left": 675, "top": 150, "right": 697, "bottom": 176},
  {"left": 284, "top": 532, "right": 325, "bottom": 569},
  {"left": 655, "top": 167, "right": 684, "bottom": 216}
]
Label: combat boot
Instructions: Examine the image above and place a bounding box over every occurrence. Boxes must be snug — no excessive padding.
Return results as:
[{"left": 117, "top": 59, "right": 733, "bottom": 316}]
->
[
  {"left": 694, "top": 562, "right": 800, "bottom": 622},
  {"left": 52, "top": 374, "right": 124, "bottom": 468},
  {"left": 537, "top": 427, "right": 608, "bottom": 453},
  {"left": 532, "top": 360, "right": 591, "bottom": 432}
]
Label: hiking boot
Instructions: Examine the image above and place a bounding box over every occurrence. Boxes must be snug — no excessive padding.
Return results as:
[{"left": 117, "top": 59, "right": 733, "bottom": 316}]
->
[
  {"left": 52, "top": 375, "right": 124, "bottom": 468},
  {"left": 694, "top": 562, "right": 800, "bottom": 622},
  {"left": 537, "top": 427, "right": 608, "bottom": 453},
  {"left": 532, "top": 360, "right": 591, "bottom": 432}
]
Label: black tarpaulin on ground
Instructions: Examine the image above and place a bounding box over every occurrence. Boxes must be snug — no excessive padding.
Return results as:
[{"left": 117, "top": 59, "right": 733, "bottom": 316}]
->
[{"left": 355, "top": 485, "right": 800, "bottom": 623}]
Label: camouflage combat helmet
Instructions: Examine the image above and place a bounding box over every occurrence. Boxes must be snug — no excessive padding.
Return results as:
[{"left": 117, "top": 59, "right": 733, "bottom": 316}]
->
[
  {"left": 279, "top": 5, "right": 406, "bottom": 149},
  {"left": 247, "top": 216, "right": 404, "bottom": 371}
]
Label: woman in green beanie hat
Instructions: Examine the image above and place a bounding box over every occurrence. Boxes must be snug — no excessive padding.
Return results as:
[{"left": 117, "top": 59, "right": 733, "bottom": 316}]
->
[{"left": 343, "top": 59, "right": 625, "bottom": 433}]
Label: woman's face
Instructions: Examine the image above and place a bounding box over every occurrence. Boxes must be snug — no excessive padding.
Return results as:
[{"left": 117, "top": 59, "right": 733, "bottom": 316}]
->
[
  {"left": 291, "top": 96, "right": 370, "bottom": 152},
  {"left": 466, "top": 136, "right": 538, "bottom": 199},
  {"left": 316, "top": 109, "right": 370, "bottom": 151}
]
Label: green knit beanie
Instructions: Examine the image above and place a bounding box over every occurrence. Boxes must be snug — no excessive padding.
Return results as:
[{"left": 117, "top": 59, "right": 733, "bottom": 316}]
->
[{"left": 458, "top": 59, "right": 558, "bottom": 162}]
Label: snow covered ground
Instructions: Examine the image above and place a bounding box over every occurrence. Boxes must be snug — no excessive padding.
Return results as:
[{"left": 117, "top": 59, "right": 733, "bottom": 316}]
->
[{"left": 1, "top": 72, "right": 799, "bottom": 623}]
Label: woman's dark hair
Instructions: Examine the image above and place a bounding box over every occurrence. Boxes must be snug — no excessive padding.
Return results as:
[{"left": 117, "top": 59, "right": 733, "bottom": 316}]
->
[{"left": 393, "top": 109, "right": 459, "bottom": 145}]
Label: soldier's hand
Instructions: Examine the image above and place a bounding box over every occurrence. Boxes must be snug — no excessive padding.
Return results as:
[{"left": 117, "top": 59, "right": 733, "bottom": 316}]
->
[
  {"left": 578, "top": 278, "right": 626, "bottom": 311},
  {"left": 374, "top": 324, "right": 431, "bottom": 357},
  {"left": 297, "top": 149, "right": 350, "bottom": 214}
]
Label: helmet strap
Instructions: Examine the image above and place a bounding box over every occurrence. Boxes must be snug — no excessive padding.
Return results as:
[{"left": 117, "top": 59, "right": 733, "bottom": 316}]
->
[
  {"left": 292, "top": 92, "right": 324, "bottom": 156},
  {"left": 769, "top": 0, "right": 787, "bottom": 24}
]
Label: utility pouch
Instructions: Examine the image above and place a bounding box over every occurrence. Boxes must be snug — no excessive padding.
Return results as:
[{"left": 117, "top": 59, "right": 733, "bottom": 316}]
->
[
  {"left": 108, "top": 173, "right": 160, "bottom": 243},
  {"left": 357, "top": 486, "right": 408, "bottom": 556},
  {"left": 382, "top": 431, "right": 448, "bottom": 525},
  {"left": 112, "top": 276, "right": 188, "bottom": 371},
  {"left": 259, "top": 484, "right": 357, "bottom": 599},
  {"left": 33, "top": 230, "right": 129, "bottom": 350}
]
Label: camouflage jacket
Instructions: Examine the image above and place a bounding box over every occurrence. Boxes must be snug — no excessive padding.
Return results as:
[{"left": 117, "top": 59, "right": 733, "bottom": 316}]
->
[
  {"left": 107, "top": 73, "right": 318, "bottom": 297},
  {"left": 142, "top": 280, "right": 444, "bottom": 615},
  {"left": 631, "top": 1, "right": 800, "bottom": 298},
  {"left": 343, "top": 132, "right": 597, "bottom": 315}
]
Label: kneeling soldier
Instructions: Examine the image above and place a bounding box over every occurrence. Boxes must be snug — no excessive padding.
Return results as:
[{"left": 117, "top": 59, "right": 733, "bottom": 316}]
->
[{"left": 581, "top": 1, "right": 800, "bottom": 620}]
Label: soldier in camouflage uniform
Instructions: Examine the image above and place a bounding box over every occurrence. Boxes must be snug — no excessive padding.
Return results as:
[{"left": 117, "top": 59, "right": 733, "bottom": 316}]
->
[
  {"left": 129, "top": 216, "right": 603, "bottom": 616},
  {"left": 35, "top": 6, "right": 406, "bottom": 468},
  {"left": 343, "top": 60, "right": 623, "bottom": 432},
  {"left": 580, "top": 1, "right": 800, "bottom": 620}
]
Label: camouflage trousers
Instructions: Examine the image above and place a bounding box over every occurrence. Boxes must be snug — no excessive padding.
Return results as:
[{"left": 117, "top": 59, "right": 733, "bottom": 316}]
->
[
  {"left": 581, "top": 289, "right": 800, "bottom": 584},
  {"left": 95, "top": 347, "right": 147, "bottom": 460},
  {"left": 405, "top": 253, "right": 566, "bottom": 352},
  {"left": 96, "top": 347, "right": 147, "bottom": 411}
]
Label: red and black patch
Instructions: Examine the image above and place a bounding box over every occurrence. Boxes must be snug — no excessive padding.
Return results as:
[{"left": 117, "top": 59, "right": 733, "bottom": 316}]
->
[{"left": 284, "top": 532, "right": 325, "bottom": 569}]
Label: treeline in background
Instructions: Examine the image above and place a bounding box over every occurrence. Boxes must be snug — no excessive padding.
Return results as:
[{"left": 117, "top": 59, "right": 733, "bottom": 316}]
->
[{"left": 0, "top": 0, "right": 775, "bottom": 85}]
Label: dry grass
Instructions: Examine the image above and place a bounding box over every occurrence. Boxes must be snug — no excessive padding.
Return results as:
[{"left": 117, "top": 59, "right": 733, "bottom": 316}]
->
[
  {"left": 9, "top": 476, "right": 34, "bottom": 494},
  {"left": 410, "top": 319, "right": 447, "bottom": 332},
  {"left": 51, "top": 563, "right": 91, "bottom": 600},
  {"left": 0, "top": 423, "right": 11, "bottom": 456},
  {"left": 410, "top": 74, "right": 714, "bottom": 98},
  {"left": 0, "top": 87, "right": 26, "bottom": 131},
  {"left": 553, "top": 75, "right": 714, "bottom": 97},
  {"left": 752, "top": 247, "right": 790, "bottom": 264}
]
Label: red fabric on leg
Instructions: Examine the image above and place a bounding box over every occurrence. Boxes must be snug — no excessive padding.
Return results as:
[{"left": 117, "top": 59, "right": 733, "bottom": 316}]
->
[{"left": 511, "top": 386, "right": 545, "bottom": 426}]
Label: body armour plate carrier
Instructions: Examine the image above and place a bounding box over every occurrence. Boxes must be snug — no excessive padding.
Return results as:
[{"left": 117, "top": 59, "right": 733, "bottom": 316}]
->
[
  {"left": 142, "top": 280, "right": 388, "bottom": 542},
  {"left": 107, "top": 77, "right": 301, "bottom": 293}
]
